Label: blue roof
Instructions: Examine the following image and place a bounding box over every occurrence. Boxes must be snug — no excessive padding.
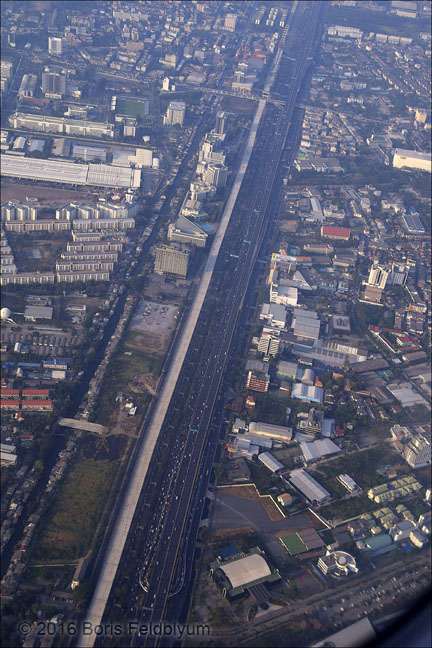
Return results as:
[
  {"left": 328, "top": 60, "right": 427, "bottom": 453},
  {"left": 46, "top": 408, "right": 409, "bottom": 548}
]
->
[{"left": 219, "top": 545, "right": 239, "bottom": 559}]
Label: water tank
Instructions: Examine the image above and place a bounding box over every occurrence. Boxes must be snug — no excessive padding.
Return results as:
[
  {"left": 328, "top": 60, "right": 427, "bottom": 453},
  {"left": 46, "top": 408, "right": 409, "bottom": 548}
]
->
[
  {"left": 1, "top": 307, "right": 11, "bottom": 320},
  {"left": 152, "top": 157, "right": 160, "bottom": 169},
  {"left": 142, "top": 135, "right": 150, "bottom": 143}
]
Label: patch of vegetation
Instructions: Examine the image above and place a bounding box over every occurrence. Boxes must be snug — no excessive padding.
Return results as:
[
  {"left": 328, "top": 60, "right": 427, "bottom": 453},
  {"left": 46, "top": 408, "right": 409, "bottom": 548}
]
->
[
  {"left": 32, "top": 456, "right": 117, "bottom": 561},
  {"left": 320, "top": 493, "right": 377, "bottom": 521}
]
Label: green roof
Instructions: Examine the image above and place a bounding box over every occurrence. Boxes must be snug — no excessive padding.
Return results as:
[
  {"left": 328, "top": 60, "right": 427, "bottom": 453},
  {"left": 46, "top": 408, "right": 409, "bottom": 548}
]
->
[{"left": 280, "top": 533, "right": 307, "bottom": 555}]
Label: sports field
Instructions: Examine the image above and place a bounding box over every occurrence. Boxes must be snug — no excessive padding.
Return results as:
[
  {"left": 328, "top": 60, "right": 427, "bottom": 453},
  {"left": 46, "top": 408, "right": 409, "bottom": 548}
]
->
[{"left": 116, "top": 97, "right": 149, "bottom": 118}]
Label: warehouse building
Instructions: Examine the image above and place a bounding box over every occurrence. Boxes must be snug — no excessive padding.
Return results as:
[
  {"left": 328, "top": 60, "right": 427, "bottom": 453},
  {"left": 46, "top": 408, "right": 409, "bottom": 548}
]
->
[
  {"left": 392, "top": 149, "right": 431, "bottom": 172},
  {"left": 289, "top": 469, "right": 331, "bottom": 503},
  {"left": 300, "top": 439, "right": 341, "bottom": 463},
  {"left": 1, "top": 155, "right": 141, "bottom": 189},
  {"left": 258, "top": 451, "right": 284, "bottom": 473},
  {"left": 248, "top": 421, "right": 293, "bottom": 443},
  {"left": 291, "top": 383, "right": 324, "bottom": 404}
]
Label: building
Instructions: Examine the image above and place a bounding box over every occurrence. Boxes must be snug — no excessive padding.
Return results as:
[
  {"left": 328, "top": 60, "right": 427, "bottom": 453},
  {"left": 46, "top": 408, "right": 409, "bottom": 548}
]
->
[
  {"left": 330, "top": 315, "right": 351, "bottom": 335},
  {"left": 368, "top": 263, "right": 390, "bottom": 289},
  {"left": 2, "top": 156, "right": 140, "bottom": 189},
  {"left": 317, "top": 550, "right": 358, "bottom": 577},
  {"left": 48, "top": 36, "right": 63, "bottom": 55},
  {"left": 164, "top": 101, "right": 186, "bottom": 126},
  {"left": 337, "top": 474, "right": 361, "bottom": 493},
  {"left": 259, "top": 303, "right": 287, "bottom": 329},
  {"left": 402, "top": 435, "right": 431, "bottom": 468},
  {"left": 71, "top": 557, "right": 89, "bottom": 590},
  {"left": 289, "top": 469, "right": 331, "bottom": 503},
  {"left": 367, "top": 475, "right": 422, "bottom": 504},
  {"left": 204, "top": 164, "right": 228, "bottom": 189},
  {"left": 300, "top": 439, "right": 341, "bottom": 463},
  {"left": 321, "top": 225, "right": 350, "bottom": 240},
  {"left": 277, "top": 493, "right": 292, "bottom": 507},
  {"left": 1, "top": 201, "right": 38, "bottom": 222},
  {"left": 246, "top": 370, "right": 269, "bottom": 393},
  {"left": 215, "top": 111, "right": 227, "bottom": 135},
  {"left": 270, "top": 284, "right": 298, "bottom": 307},
  {"left": 210, "top": 548, "right": 279, "bottom": 599},
  {"left": 292, "top": 308, "right": 320, "bottom": 340},
  {"left": 257, "top": 331, "right": 280, "bottom": 357},
  {"left": 24, "top": 305, "right": 53, "bottom": 321},
  {"left": 18, "top": 74, "right": 37, "bottom": 99},
  {"left": 393, "top": 149, "right": 431, "bottom": 172},
  {"left": 291, "top": 383, "right": 324, "bottom": 404},
  {"left": 154, "top": 243, "right": 190, "bottom": 279},
  {"left": 224, "top": 13, "right": 237, "bottom": 32},
  {"left": 248, "top": 421, "right": 293, "bottom": 443},
  {"left": 42, "top": 71, "right": 67, "bottom": 98},
  {"left": 258, "top": 452, "right": 284, "bottom": 473},
  {"left": 167, "top": 214, "right": 208, "bottom": 248},
  {"left": 9, "top": 113, "right": 116, "bottom": 138}
]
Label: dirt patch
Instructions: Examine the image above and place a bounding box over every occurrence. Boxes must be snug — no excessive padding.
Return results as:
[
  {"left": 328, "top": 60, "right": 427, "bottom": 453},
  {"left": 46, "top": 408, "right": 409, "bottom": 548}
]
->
[
  {"left": 1, "top": 180, "right": 99, "bottom": 207},
  {"left": 208, "top": 527, "right": 253, "bottom": 538},
  {"left": 217, "top": 485, "right": 284, "bottom": 522}
]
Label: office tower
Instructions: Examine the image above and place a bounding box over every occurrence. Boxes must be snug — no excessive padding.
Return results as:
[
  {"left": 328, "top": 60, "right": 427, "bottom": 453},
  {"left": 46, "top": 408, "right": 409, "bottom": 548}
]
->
[
  {"left": 48, "top": 36, "right": 63, "bottom": 55},
  {"left": 367, "top": 262, "right": 390, "bottom": 289},
  {"left": 162, "top": 77, "right": 170, "bottom": 91},
  {"left": 154, "top": 244, "right": 190, "bottom": 278},
  {"left": 163, "top": 101, "right": 186, "bottom": 126},
  {"left": 42, "top": 71, "right": 66, "bottom": 97},
  {"left": 215, "top": 111, "right": 226, "bottom": 135}
]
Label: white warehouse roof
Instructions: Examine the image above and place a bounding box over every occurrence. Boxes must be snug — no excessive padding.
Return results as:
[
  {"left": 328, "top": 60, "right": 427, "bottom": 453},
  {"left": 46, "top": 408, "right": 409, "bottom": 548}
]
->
[
  {"left": 300, "top": 439, "right": 341, "bottom": 462},
  {"left": 1, "top": 154, "right": 141, "bottom": 188},
  {"left": 220, "top": 554, "right": 271, "bottom": 589},
  {"left": 258, "top": 451, "right": 284, "bottom": 473},
  {"left": 249, "top": 421, "right": 293, "bottom": 442},
  {"left": 289, "top": 469, "right": 330, "bottom": 503}
]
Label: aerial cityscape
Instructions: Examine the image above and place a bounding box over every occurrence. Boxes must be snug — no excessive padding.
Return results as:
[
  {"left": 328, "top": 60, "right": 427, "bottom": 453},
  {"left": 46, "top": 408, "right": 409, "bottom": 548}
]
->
[{"left": 0, "top": 1, "right": 430, "bottom": 647}]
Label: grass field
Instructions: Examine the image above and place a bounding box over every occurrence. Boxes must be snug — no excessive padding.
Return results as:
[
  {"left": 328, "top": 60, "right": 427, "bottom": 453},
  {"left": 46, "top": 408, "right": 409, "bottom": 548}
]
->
[
  {"left": 116, "top": 97, "right": 149, "bottom": 118},
  {"left": 33, "top": 457, "right": 117, "bottom": 562},
  {"left": 222, "top": 95, "right": 256, "bottom": 117}
]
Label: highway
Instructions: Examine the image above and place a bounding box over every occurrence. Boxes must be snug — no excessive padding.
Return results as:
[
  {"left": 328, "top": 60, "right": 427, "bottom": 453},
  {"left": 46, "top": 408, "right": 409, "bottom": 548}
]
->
[
  {"left": 108, "top": 3, "right": 324, "bottom": 647},
  {"left": 77, "top": 3, "right": 323, "bottom": 646}
]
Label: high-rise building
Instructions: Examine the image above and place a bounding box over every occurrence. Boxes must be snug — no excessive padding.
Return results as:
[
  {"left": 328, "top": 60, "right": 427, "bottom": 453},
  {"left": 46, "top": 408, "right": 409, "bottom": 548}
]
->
[
  {"left": 215, "top": 111, "right": 227, "bottom": 135},
  {"left": 204, "top": 164, "right": 228, "bottom": 189},
  {"left": 163, "top": 101, "right": 186, "bottom": 126},
  {"left": 1, "top": 60, "right": 13, "bottom": 79},
  {"left": 154, "top": 244, "right": 190, "bottom": 278},
  {"left": 224, "top": 13, "right": 237, "bottom": 32},
  {"left": 403, "top": 435, "right": 431, "bottom": 468},
  {"left": 388, "top": 262, "right": 408, "bottom": 286},
  {"left": 367, "top": 263, "right": 390, "bottom": 289},
  {"left": 42, "top": 71, "right": 66, "bottom": 97},
  {"left": 48, "top": 37, "right": 63, "bottom": 55},
  {"left": 162, "top": 77, "right": 170, "bottom": 91}
]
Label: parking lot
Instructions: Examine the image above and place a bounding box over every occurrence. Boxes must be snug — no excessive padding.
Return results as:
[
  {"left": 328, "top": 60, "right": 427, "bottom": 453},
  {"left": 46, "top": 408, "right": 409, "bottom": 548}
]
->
[{"left": 126, "top": 299, "right": 178, "bottom": 355}]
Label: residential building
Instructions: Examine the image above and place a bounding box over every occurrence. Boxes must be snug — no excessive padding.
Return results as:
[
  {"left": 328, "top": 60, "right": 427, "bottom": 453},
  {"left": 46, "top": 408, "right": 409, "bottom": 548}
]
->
[
  {"left": 42, "top": 71, "right": 66, "bottom": 98},
  {"left": 48, "top": 36, "right": 63, "bottom": 55},
  {"left": 164, "top": 101, "right": 186, "bottom": 126},
  {"left": 154, "top": 243, "right": 190, "bottom": 279},
  {"left": 368, "top": 263, "right": 390, "bottom": 289},
  {"left": 402, "top": 435, "right": 431, "bottom": 468}
]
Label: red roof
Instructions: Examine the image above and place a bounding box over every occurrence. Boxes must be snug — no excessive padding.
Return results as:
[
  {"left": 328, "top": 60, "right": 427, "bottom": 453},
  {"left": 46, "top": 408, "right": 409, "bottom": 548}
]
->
[
  {"left": 321, "top": 225, "right": 350, "bottom": 239},
  {"left": 21, "top": 400, "right": 52, "bottom": 408},
  {"left": 0, "top": 400, "right": 20, "bottom": 407},
  {"left": 22, "top": 389, "right": 50, "bottom": 395},
  {"left": 1, "top": 389, "right": 20, "bottom": 395}
]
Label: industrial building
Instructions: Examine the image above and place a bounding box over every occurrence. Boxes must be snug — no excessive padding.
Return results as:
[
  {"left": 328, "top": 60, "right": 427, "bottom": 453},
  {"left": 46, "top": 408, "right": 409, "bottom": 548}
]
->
[
  {"left": 300, "top": 439, "right": 341, "bottom": 463},
  {"left": 289, "top": 469, "right": 331, "bottom": 503},
  {"left": 1, "top": 155, "right": 141, "bottom": 189},
  {"left": 258, "top": 452, "right": 284, "bottom": 473},
  {"left": 154, "top": 243, "right": 190, "bottom": 279},
  {"left": 292, "top": 308, "right": 320, "bottom": 339},
  {"left": 248, "top": 421, "right": 292, "bottom": 443},
  {"left": 18, "top": 74, "right": 37, "bottom": 99},
  {"left": 392, "top": 149, "right": 431, "bottom": 172},
  {"left": 291, "top": 383, "right": 324, "bottom": 404}
]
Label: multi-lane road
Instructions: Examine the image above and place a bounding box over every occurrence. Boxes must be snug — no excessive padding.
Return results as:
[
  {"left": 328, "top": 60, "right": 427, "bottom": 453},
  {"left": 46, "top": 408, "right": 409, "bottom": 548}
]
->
[
  {"left": 80, "top": 3, "right": 324, "bottom": 646},
  {"left": 114, "top": 4, "right": 324, "bottom": 647}
]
